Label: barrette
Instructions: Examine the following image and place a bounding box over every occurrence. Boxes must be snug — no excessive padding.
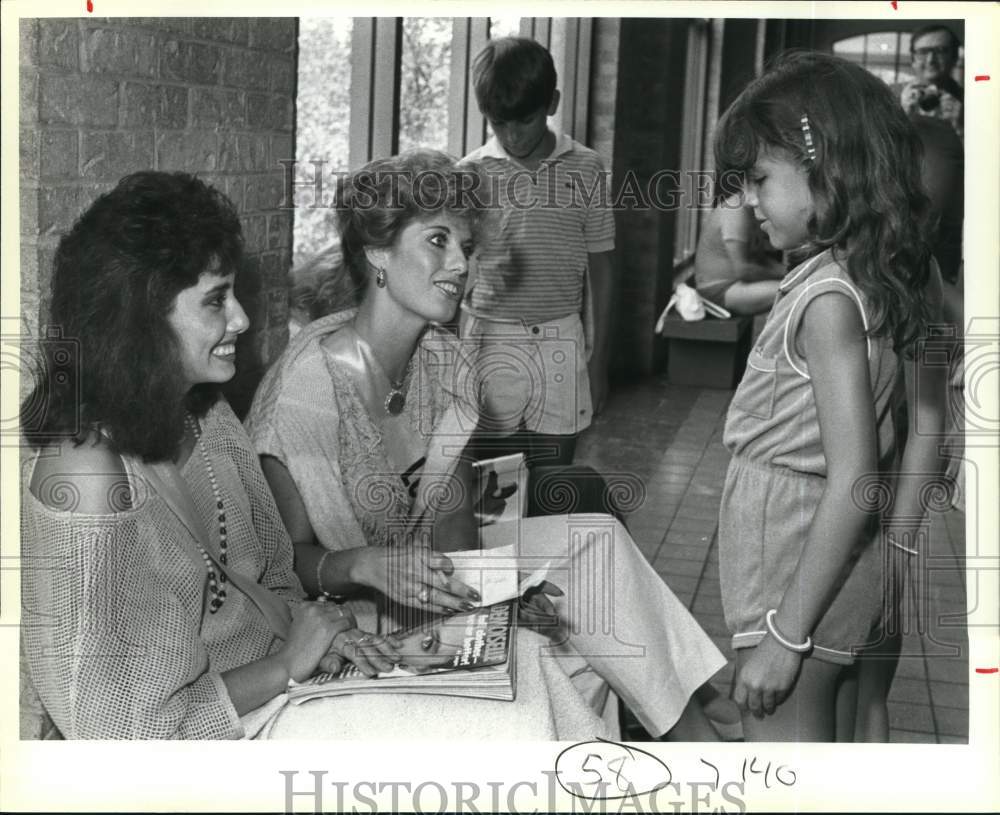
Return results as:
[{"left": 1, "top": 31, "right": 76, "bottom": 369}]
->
[{"left": 800, "top": 114, "right": 817, "bottom": 162}]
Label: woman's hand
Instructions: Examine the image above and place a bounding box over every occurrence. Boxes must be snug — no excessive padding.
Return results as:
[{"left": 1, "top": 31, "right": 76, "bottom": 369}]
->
[
  {"left": 276, "top": 600, "right": 355, "bottom": 683},
  {"left": 731, "top": 636, "right": 804, "bottom": 718},
  {"left": 329, "top": 628, "right": 404, "bottom": 677},
  {"left": 354, "top": 544, "right": 481, "bottom": 615},
  {"left": 518, "top": 580, "right": 563, "bottom": 630}
]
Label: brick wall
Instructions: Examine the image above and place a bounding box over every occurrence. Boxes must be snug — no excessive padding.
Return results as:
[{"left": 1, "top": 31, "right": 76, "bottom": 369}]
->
[{"left": 19, "top": 17, "right": 297, "bottom": 416}]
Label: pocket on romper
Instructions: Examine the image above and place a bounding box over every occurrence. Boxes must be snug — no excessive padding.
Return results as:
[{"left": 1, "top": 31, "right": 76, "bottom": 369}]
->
[{"left": 731, "top": 348, "right": 778, "bottom": 420}]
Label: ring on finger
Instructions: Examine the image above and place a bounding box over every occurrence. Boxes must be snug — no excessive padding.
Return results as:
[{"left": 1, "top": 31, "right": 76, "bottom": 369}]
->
[
  {"left": 358, "top": 634, "right": 375, "bottom": 646},
  {"left": 417, "top": 588, "right": 431, "bottom": 604}
]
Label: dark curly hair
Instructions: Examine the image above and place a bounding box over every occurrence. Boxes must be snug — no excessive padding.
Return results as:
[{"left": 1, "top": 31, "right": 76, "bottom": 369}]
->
[
  {"left": 335, "top": 149, "right": 491, "bottom": 306},
  {"left": 714, "top": 50, "right": 935, "bottom": 354},
  {"left": 21, "top": 171, "right": 244, "bottom": 461},
  {"left": 472, "top": 36, "right": 557, "bottom": 121}
]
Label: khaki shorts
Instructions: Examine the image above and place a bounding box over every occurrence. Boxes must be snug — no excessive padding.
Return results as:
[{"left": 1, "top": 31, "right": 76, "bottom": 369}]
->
[{"left": 460, "top": 311, "right": 592, "bottom": 436}]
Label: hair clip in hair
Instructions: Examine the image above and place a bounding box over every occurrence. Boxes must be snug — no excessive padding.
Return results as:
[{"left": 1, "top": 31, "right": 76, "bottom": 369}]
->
[{"left": 800, "top": 114, "right": 817, "bottom": 162}]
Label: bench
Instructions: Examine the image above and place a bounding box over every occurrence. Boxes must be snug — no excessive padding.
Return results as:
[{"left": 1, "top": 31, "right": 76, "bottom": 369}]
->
[{"left": 658, "top": 312, "right": 752, "bottom": 389}]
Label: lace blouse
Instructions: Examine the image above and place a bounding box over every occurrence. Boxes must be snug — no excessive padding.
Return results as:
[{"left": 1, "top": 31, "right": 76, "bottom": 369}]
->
[{"left": 247, "top": 309, "right": 479, "bottom": 551}]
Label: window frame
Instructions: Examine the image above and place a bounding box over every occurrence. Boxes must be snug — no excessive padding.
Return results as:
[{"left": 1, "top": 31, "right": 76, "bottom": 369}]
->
[
  {"left": 348, "top": 18, "right": 402, "bottom": 169},
  {"left": 673, "top": 18, "right": 715, "bottom": 269},
  {"left": 341, "top": 16, "right": 595, "bottom": 166}
]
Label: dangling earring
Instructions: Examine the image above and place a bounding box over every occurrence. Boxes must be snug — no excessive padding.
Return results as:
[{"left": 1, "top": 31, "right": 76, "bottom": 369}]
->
[{"left": 375, "top": 267, "right": 386, "bottom": 288}]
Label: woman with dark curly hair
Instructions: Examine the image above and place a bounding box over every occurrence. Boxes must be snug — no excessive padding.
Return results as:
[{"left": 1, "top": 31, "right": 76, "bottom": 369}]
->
[
  {"left": 18, "top": 171, "right": 384, "bottom": 739},
  {"left": 247, "top": 149, "right": 731, "bottom": 741}
]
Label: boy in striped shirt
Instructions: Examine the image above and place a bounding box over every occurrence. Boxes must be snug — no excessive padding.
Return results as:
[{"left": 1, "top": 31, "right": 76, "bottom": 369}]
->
[{"left": 461, "top": 36, "right": 615, "bottom": 468}]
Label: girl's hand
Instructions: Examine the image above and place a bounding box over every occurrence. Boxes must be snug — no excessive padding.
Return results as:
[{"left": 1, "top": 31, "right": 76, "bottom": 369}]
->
[
  {"left": 329, "top": 628, "right": 404, "bottom": 677},
  {"left": 732, "top": 636, "right": 804, "bottom": 718},
  {"left": 518, "top": 580, "right": 564, "bottom": 630},
  {"left": 277, "top": 600, "right": 355, "bottom": 683},
  {"left": 356, "top": 544, "right": 481, "bottom": 615}
]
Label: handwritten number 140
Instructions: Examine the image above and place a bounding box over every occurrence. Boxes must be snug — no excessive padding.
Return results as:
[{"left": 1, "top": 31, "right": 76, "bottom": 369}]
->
[{"left": 742, "top": 757, "right": 797, "bottom": 789}]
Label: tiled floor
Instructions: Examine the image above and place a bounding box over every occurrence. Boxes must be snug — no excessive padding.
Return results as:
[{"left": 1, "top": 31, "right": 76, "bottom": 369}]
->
[{"left": 576, "top": 372, "right": 969, "bottom": 742}]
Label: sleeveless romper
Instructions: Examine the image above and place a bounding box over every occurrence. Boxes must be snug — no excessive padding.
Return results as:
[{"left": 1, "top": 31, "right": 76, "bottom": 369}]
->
[{"left": 719, "top": 249, "right": 899, "bottom": 664}]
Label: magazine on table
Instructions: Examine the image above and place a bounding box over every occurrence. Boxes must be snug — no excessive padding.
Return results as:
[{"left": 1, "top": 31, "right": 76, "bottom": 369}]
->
[{"left": 287, "top": 600, "right": 519, "bottom": 703}]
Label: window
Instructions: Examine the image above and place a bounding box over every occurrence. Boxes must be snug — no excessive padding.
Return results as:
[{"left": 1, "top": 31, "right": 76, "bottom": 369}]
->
[
  {"left": 673, "top": 18, "right": 716, "bottom": 269},
  {"left": 489, "top": 16, "right": 522, "bottom": 39},
  {"left": 294, "top": 16, "right": 353, "bottom": 265},
  {"left": 833, "top": 31, "right": 963, "bottom": 87},
  {"left": 833, "top": 32, "right": 912, "bottom": 85},
  {"left": 398, "top": 18, "right": 453, "bottom": 152},
  {"left": 294, "top": 16, "right": 594, "bottom": 262}
]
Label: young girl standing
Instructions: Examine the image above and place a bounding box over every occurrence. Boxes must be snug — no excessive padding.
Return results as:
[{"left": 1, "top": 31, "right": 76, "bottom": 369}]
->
[{"left": 714, "top": 51, "right": 947, "bottom": 741}]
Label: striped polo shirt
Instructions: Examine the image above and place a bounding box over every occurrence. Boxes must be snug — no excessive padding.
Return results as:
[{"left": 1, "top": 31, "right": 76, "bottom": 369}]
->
[{"left": 462, "top": 133, "right": 615, "bottom": 324}]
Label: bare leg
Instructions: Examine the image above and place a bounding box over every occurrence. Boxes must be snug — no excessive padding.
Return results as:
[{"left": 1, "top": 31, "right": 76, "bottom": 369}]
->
[
  {"left": 660, "top": 697, "right": 721, "bottom": 742},
  {"left": 853, "top": 633, "right": 901, "bottom": 742},
  {"left": 735, "top": 649, "right": 845, "bottom": 742},
  {"left": 834, "top": 663, "right": 860, "bottom": 742}
]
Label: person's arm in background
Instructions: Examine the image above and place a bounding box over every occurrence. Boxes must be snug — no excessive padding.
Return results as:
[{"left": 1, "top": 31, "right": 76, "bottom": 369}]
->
[
  {"left": 587, "top": 250, "right": 615, "bottom": 415},
  {"left": 720, "top": 203, "right": 785, "bottom": 282},
  {"left": 886, "top": 266, "right": 950, "bottom": 560},
  {"left": 581, "top": 150, "right": 617, "bottom": 417},
  {"left": 941, "top": 270, "right": 963, "bottom": 330}
]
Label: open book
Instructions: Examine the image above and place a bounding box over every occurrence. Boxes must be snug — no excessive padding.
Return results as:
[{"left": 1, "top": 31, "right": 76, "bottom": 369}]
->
[{"left": 287, "top": 601, "right": 518, "bottom": 703}]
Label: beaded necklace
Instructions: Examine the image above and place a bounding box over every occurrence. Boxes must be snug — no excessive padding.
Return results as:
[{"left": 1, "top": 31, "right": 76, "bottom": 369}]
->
[{"left": 185, "top": 414, "right": 229, "bottom": 613}]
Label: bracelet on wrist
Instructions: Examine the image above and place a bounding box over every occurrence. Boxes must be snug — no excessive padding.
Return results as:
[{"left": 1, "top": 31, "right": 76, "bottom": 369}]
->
[
  {"left": 315, "top": 550, "right": 333, "bottom": 598},
  {"left": 765, "top": 609, "right": 813, "bottom": 654}
]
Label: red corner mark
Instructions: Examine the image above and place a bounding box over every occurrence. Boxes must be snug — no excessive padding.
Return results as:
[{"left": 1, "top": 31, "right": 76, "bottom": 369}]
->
[
  {"left": 890, "top": 0, "right": 897, "bottom": 9},
  {"left": 975, "top": 667, "right": 998, "bottom": 674},
  {"left": 86, "top": 0, "right": 93, "bottom": 10},
  {"left": 975, "top": 75, "right": 991, "bottom": 82}
]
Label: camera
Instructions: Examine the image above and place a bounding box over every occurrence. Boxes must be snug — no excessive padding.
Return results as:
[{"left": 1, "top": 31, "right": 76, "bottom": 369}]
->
[{"left": 915, "top": 84, "right": 942, "bottom": 112}]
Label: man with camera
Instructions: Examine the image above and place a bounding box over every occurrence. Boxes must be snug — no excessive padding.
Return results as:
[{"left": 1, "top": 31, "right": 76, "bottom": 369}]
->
[{"left": 897, "top": 24, "right": 964, "bottom": 139}]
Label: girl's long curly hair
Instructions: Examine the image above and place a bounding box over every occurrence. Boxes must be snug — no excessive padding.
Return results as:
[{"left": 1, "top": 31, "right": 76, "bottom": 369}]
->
[
  {"left": 21, "top": 171, "right": 244, "bottom": 461},
  {"left": 714, "top": 50, "right": 935, "bottom": 355}
]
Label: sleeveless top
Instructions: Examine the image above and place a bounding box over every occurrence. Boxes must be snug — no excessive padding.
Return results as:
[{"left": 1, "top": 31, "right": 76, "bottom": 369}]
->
[{"left": 724, "top": 249, "right": 900, "bottom": 474}]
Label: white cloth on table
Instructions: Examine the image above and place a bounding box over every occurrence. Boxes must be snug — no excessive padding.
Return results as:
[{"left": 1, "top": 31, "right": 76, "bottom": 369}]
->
[{"left": 247, "top": 312, "right": 728, "bottom": 738}]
